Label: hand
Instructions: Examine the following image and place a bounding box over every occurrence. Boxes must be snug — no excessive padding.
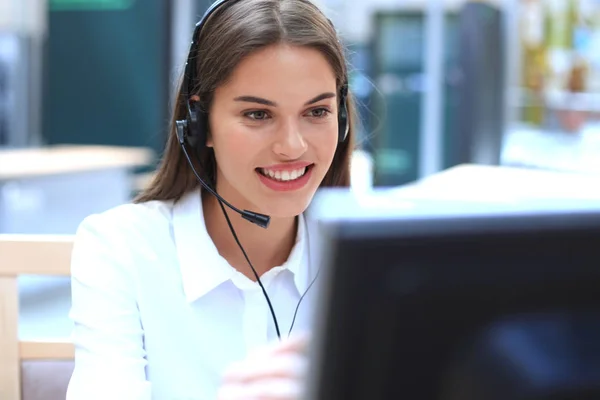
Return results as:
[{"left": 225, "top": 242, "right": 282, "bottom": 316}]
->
[{"left": 217, "top": 334, "right": 310, "bottom": 400}]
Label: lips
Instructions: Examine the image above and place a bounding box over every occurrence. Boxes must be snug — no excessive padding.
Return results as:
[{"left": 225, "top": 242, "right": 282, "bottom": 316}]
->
[{"left": 255, "top": 164, "right": 315, "bottom": 192}]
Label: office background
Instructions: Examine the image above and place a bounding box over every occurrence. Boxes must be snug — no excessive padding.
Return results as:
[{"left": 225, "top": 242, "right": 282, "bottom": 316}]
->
[{"left": 1, "top": 1, "right": 600, "bottom": 396}]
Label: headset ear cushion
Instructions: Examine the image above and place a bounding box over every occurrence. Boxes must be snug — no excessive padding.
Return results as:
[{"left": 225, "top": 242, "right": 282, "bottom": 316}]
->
[
  {"left": 186, "top": 101, "right": 208, "bottom": 149},
  {"left": 338, "top": 101, "right": 349, "bottom": 143},
  {"left": 338, "top": 85, "right": 349, "bottom": 143}
]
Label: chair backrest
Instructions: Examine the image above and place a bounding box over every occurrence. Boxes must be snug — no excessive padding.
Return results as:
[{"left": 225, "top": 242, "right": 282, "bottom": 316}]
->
[{"left": 0, "top": 234, "right": 75, "bottom": 400}]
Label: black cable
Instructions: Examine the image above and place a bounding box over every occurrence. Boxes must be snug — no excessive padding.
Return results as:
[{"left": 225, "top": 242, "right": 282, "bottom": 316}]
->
[
  {"left": 217, "top": 199, "right": 283, "bottom": 340},
  {"left": 178, "top": 140, "right": 281, "bottom": 338},
  {"left": 288, "top": 263, "right": 321, "bottom": 338},
  {"left": 179, "top": 137, "right": 319, "bottom": 341}
]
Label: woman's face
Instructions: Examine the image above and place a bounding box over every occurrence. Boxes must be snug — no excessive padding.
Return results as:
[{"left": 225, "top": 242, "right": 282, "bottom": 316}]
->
[{"left": 208, "top": 44, "right": 340, "bottom": 218}]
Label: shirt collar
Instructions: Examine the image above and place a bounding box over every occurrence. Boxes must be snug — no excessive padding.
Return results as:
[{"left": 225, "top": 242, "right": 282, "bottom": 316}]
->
[
  {"left": 172, "top": 189, "right": 235, "bottom": 303},
  {"left": 172, "top": 189, "right": 316, "bottom": 303},
  {"left": 287, "top": 213, "right": 317, "bottom": 295}
]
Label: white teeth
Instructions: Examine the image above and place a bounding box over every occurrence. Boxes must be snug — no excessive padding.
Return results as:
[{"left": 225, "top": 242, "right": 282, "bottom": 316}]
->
[{"left": 261, "top": 167, "right": 307, "bottom": 182}]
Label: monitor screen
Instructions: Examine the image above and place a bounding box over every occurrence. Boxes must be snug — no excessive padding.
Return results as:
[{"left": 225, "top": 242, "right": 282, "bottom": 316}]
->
[{"left": 305, "top": 189, "right": 600, "bottom": 400}]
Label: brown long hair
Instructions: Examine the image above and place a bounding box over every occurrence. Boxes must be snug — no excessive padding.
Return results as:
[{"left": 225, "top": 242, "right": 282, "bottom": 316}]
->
[{"left": 135, "top": 0, "right": 356, "bottom": 203}]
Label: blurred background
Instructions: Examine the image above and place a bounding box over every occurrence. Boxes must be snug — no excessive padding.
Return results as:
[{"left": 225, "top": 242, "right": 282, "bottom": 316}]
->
[{"left": 2, "top": 0, "right": 600, "bottom": 357}]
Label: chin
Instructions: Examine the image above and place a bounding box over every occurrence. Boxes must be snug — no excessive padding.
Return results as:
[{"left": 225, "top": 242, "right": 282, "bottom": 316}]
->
[
  {"left": 256, "top": 194, "right": 316, "bottom": 220},
  {"left": 250, "top": 168, "right": 326, "bottom": 219}
]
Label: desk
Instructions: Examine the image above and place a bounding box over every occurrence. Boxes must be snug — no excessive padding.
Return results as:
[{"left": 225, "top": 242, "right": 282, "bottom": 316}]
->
[{"left": 0, "top": 145, "right": 154, "bottom": 235}]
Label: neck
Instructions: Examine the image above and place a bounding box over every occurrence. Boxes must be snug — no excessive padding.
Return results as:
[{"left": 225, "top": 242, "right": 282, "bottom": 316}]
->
[{"left": 202, "top": 191, "right": 298, "bottom": 280}]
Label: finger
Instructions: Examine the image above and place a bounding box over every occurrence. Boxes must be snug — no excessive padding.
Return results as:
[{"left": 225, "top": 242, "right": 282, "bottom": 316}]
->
[
  {"left": 217, "top": 377, "right": 304, "bottom": 400},
  {"left": 242, "top": 335, "right": 310, "bottom": 367},
  {"left": 222, "top": 352, "right": 308, "bottom": 384},
  {"left": 261, "top": 334, "right": 311, "bottom": 357}
]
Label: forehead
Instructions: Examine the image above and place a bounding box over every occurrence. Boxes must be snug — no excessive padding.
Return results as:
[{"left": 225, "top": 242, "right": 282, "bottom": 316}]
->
[{"left": 218, "top": 44, "right": 337, "bottom": 99}]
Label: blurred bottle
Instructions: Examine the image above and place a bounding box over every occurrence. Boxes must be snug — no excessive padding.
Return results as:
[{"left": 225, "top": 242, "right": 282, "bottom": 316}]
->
[
  {"left": 584, "top": 0, "right": 600, "bottom": 94},
  {"left": 561, "top": 56, "right": 589, "bottom": 132},
  {"left": 568, "top": 56, "right": 588, "bottom": 93},
  {"left": 520, "top": 0, "right": 547, "bottom": 126},
  {"left": 545, "top": 0, "right": 578, "bottom": 92}
]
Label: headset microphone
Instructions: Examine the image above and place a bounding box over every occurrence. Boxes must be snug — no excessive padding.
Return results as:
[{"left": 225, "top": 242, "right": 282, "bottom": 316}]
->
[{"left": 176, "top": 120, "right": 271, "bottom": 229}]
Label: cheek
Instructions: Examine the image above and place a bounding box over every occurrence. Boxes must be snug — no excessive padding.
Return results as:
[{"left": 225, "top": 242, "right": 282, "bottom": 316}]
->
[
  {"left": 312, "top": 126, "right": 339, "bottom": 164},
  {"left": 212, "top": 130, "right": 256, "bottom": 175}
]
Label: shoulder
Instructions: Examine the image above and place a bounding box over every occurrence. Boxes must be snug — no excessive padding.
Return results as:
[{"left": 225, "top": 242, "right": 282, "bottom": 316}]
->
[
  {"left": 71, "top": 199, "right": 177, "bottom": 275},
  {"left": 77, "top": 200, "right": 174, "bottom": 244}
]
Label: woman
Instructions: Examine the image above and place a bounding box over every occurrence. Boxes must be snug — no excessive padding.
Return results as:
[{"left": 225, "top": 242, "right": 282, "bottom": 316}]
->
[{"left": 66, "top": 0, "right": 356, "bottom": 399}]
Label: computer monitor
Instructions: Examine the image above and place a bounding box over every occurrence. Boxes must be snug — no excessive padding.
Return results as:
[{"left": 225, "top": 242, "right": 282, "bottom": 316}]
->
[{"left": 305, "top": 189, "right": 600, "bottom": 400}]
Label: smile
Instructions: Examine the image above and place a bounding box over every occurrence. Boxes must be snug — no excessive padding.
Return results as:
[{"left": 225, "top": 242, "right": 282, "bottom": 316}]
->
[{"left": 255, "top": 164, "right": 315, "bottom": 192}]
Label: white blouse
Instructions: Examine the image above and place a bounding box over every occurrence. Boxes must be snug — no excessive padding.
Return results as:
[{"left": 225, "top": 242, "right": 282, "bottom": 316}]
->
[{"left": 66, "top": 189, "right": 322, "bottom": 400}]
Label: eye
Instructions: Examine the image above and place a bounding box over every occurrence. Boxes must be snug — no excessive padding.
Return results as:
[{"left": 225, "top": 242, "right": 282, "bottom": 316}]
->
[
  {"left": 245, "top": 110, "right": 270, "bottom": 120},
  {"left": 308, "top": 107, "right": 331, "bottom": 118}
]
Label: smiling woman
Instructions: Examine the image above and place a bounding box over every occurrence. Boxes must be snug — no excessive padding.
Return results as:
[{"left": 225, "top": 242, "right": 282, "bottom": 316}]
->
[{"left": 66, "top": 1, "right": 358, "bottom": 400}]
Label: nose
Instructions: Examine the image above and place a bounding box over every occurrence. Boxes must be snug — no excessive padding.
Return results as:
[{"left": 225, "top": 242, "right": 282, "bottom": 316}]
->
[{"left": 272, "top": 117, "right": 307, "bottom": 159}]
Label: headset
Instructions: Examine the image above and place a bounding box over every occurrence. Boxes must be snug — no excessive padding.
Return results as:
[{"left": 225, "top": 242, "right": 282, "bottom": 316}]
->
[{"left": 175, "top": 0, "right": 349, "bottom": 340}]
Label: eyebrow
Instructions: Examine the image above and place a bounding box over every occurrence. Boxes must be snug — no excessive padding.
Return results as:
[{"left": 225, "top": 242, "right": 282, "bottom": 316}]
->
[{"left": 233, "top": 92, "right": 336, "bottom": 107}]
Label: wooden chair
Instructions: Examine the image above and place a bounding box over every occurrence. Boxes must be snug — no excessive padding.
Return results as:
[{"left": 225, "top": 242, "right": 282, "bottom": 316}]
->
[{"left": 0, "top": 234, "right": 75, "bottom": 400}]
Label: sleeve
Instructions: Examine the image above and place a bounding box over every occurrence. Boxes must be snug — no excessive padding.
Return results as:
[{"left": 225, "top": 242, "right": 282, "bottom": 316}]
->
[{"left": 66, "top": 214, "right": 152, "bottom": 400}]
